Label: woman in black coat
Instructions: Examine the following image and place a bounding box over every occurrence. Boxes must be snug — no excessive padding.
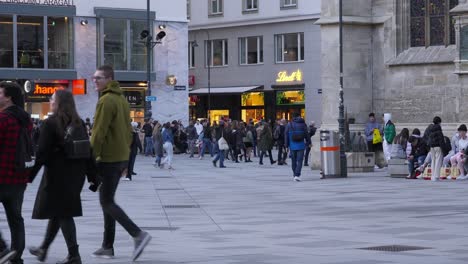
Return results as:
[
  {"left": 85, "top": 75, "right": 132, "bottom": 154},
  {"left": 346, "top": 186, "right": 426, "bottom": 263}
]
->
[{"left": 28, "top": 90, "right": 98, "bottom": 264}]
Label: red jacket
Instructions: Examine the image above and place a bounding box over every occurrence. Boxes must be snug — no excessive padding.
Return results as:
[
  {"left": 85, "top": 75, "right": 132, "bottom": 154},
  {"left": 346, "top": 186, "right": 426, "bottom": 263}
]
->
[{"left": 0, "top": 106, "right": 32, "bottom": 184}]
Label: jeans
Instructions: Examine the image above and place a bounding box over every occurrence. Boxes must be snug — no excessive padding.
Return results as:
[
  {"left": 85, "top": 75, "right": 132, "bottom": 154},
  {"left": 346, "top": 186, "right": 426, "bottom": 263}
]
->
[
  {"left": 0, "top": 184, "right": 26, "bottom": 262},
  {"left": 291, "top": 149, "right": 305, "bottom": 177},
  {"left": 188, "top": 139, "right": 196, "bottom": 157},
  {"left": 200, "top": 138, "right": 213, "bottom": 157},
  {"left": 98, "top": 162, "right": 141, "bottom": 248},
  {"left": 144, "top": 137, "right": 154, "bottom": 156},
  {"left": 408, "top": 155, "right": 426, "bottom": 174},
  {"left": 277, "top": 144, "right": 287, "bottom": 164},
  {"left": 213, "top": 143, "right": 225, "bottom": 167}
]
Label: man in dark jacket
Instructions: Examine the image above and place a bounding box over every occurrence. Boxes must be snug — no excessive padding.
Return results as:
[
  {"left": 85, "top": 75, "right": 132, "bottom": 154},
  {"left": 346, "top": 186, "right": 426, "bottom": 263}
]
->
[
  {"left": 0, "top": 81, "right": 32, "bottom": 264},
  {"left": 304, "top": 121, "right": 317, "bottom": 166},
  {"left": 142, "top": 120, "right": 154, "bottom": 156},
  {"left": 90, "top": 65, "right": 151, "bottom": 261},
  {"left": 186, "top": 121, "right": 198, "bottom": 158},
  {"left": 285, "top": 113, "right": 311, "bottom": 182},
  {"left": 426, "top": 116, "right": 444, "bottom": 181},
  {"left": 276, "top": 119, "right": 287, "bottom": 165},
  {"left": 125, "top": 122, "right": 142, "bottom": 181}
]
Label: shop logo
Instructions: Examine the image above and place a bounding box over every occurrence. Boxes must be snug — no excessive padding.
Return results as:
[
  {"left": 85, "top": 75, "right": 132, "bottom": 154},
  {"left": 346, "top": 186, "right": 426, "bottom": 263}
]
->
[
  {"left": 33, "top": 84, "right": 65, "bottom": 95},
  {"left": 276, "top": 69, "right": 303, "bottom": 83}
]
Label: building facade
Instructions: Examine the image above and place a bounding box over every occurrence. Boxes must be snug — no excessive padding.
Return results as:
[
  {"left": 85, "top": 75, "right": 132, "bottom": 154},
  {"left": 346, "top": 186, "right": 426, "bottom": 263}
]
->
[
  {"left": 0, "top": 0, "right": 188, "bottom": 124},
  {"left": 318, "top": 0, "right": 468, "bottom": 129},
  {"left": 188, "top": 0, "right": 322, "bottom": 123}
]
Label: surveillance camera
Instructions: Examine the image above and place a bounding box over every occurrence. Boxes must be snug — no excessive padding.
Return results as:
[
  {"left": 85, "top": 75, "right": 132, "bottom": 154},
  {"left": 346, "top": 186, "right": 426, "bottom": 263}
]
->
[
  {"left": 156, "top": 31, "right": 166, "bottom": 41},
  {"left": 140, "top": 30, "right": 150, "bottom": 40}
]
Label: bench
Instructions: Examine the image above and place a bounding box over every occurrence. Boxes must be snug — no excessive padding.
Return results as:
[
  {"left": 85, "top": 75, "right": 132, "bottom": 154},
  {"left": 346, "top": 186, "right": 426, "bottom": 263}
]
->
[{"left": 387, "top": 158, "right": 408, "bottom": 178}]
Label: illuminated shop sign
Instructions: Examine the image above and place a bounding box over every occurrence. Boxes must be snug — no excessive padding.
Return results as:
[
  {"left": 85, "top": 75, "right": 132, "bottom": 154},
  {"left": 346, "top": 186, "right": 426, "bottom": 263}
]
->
[
  {"left": 122, "top": 88, "right": 145, "bottom": 108},
  {"left": 33, "top": 83, "right": 66, "bottom": 95},
  {"left": 0, "top": 0, "right": 75, "bottom": 6},
  {"left": 276, "top": 69, "right": 303, "bottom": 83}
]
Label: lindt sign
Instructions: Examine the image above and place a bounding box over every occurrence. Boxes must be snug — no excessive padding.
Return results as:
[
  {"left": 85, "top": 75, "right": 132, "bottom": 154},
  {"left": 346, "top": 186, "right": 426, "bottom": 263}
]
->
[{"left": 0, "top": 0, "right": 75, "bottom": 6}]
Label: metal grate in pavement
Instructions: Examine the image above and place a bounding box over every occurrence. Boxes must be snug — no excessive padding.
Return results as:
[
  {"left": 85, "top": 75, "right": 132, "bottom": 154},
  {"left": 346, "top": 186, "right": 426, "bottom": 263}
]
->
[
  {"left": 155, "top": 188, "right": 184, "bottom": 191},
  {"left": 163, "top": 205, "right": 200, "bottom": 209},
  {"left": 359, "top": 245, "right": 431, "bottom": 252},
  {"left": 140, "top": 226, "right": 179, "bottom": 231}
]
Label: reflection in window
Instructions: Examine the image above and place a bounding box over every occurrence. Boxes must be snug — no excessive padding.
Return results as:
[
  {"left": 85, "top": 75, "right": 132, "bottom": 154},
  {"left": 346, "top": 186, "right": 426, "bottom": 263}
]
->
[
  {"left": 130, "top": 20, "right": 147, "bottom": 71},
  {"left": 275, "top": 33, "right": 304, "bottom": 63},
  {"left": 0, "top": 16, "right": 13, "bottom": 67},
  {"left": 241, "top": 92, "right": 264, "bottom": 106},
  {"left": 410, "top": 0, "right": 458, "bottom": 47},
  {"left": 239, "top": 36, "right": 263, "bottom": 65},
  {"left": 103, "top": 18, "right": 127, "bottom": 70},
  {"left": 48, "top": 17, "right": 73, "bottom": 69},
  {"left": 18, "top": 16, "right": 44, "bottom": 68},
  {"left": 206, "top": 39, "right": 228, "bottom": 66},
  {"left": 276, "top": 90, "right": 305, "bottom": 105}
]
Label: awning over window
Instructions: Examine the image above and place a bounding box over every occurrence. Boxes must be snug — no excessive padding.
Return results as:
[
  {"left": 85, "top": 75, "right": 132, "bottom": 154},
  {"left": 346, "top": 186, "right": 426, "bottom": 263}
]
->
[{"left": 189, "top": 86, "right": 262, "bottom": 94}]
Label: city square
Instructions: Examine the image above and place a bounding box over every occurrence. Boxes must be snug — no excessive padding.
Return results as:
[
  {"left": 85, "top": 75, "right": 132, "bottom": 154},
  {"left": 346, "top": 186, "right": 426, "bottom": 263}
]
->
[{"left": 1, "top": 154, "right": 468, "bottom": 264}]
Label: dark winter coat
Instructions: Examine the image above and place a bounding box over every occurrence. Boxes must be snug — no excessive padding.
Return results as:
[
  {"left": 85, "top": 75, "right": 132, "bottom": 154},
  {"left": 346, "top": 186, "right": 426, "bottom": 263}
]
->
[
  {"left": 30, "top": 116, "right": 97, "bottom": 219},
  {"left": 428, "top": 124, "right": 443, "bottom": 148},
  {"left": 130, "top": 131, "right": 142, "bottom": 155},
  {"left": 258, "top": 125, "right": 274, "bottom": 151}
]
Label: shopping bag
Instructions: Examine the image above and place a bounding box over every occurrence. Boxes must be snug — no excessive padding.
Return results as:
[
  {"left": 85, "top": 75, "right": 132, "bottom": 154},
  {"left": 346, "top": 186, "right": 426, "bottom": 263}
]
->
[
  {"left": 423, "top": 167, "right": 432, "bottom": 180},
  {"left": 440, "top": 167, "right": 451, "bottom": 180},
  {"left": 373, "top": 129, "right": 383, "bottom": 144},
  {"left": 218, "top": 137, "right": 229, "bottom": 150},
  {"left": 450, "top": 166, "right": 460, "bottom": 180}
]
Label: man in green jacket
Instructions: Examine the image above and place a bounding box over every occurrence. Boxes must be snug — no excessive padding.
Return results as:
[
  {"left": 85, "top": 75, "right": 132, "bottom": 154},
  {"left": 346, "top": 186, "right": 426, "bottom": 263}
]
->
[{"left": 90, "top": 65, "right": 151, "bottom": 261}]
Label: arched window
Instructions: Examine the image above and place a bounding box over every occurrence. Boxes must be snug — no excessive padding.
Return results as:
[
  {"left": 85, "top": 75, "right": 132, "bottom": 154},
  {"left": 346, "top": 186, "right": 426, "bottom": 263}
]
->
[{"left": 410, "top": 0, "right": 458, "bottom": 47}]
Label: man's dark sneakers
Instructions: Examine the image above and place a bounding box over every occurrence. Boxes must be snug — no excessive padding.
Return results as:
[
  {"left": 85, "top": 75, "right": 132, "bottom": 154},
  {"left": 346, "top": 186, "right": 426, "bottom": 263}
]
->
[
  {"left": 132, "top": 231, "right": 152, "bottom": 261},
  {"left": 0, "top": 249, "right": 16, "bottom": 264},
  {"left": 29, "top": 246, "right": 47, "bottom": 262},
  {"left": 91, "top": 247, "right": 114, "bottom": 259}
]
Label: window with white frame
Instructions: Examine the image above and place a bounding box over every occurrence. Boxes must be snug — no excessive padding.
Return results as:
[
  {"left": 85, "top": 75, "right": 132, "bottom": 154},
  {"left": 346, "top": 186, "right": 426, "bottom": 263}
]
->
[
  {"left": 239, "top": 36, "right": 263, "bottom": 65},
  {"left": 188, "top": 41, "right": 195, "bottom": 68},
  {"left": 206, "top": 39, "right": 228, "bottom": 67},
  {"left": 244, "top": 0, "right": 258, "bottom": 11},
  {"left": 275, "top": 33, "right": 304, "bottom": 63},
  {"left": 209, "top": 0, "right": 223, "bottom": 15},
  {"left": 281, "top": 0, "right": 297, "bottom": 8}
]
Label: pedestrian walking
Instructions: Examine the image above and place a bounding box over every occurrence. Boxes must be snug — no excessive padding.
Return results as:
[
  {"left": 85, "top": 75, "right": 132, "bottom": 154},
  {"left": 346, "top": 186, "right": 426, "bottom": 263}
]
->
[
  {"left": 212, "top": 120, "right": 227, "bottom": 168},
  {"left": 142, "top": 120, "right": 154, "bottom": 156},
  {"left": 90, "top": 65, "right": 151, "bottom": 261},
  {"left": 0, "top": 81, "right": 32, "bottom": 264},
  {"left": 125, "top": 122, "right": 142, "bottom": 181},
  {"left": 276, "top": 119, "right": 288, "bottom": 165},
  {"left": 365, "top": 112, "right": 385, "bottom": 168},
  {"left": 186, "top": 121, "right": 198, "bottom": 158},
  {"left": 258, "top": 120, "right": 276, "bottom": 165},
  {"left": 160, "top": 122, "right": 174, "bottom": 169},
  {"left": 285, "top": 112, "right": 310, "bottom": 181},
  {"left": 303, "top": 121, "right": 317, "bottom": 166},
  {"left": 152, "top": 122, "right": 164, "bottom": 167},
  {"left": 28, "top": 90, "right": 99, "bottom": 264}
]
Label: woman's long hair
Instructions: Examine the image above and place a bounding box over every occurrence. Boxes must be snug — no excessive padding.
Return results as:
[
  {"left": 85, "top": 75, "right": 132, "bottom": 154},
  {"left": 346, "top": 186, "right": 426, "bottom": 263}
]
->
[{"left": 53, "top": 90, "right": 82, "bottom": 137}]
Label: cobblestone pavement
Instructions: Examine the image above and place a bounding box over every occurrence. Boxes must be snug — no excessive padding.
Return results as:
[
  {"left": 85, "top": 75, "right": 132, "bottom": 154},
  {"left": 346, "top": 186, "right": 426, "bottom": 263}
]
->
[{"left": 2, "top": 152, "right": 468, "bottom": 264}]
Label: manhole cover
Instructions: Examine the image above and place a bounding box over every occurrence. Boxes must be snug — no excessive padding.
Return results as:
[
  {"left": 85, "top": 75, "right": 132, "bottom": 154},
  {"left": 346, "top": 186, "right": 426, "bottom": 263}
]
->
[
  {"left": 163, "top": 205, "right": 200, "bottom": 209},
  {"left": 140, "top": 226, "right": 179, "bottom": 231},
  {"left": 359, "top": 245, "right": 431, "bottom": 252}
]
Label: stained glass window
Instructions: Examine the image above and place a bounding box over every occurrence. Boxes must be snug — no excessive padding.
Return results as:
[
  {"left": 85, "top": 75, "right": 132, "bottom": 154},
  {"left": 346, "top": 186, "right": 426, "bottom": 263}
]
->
[{"left": 410, "top": 0, "right": 458, "bottom": 47}]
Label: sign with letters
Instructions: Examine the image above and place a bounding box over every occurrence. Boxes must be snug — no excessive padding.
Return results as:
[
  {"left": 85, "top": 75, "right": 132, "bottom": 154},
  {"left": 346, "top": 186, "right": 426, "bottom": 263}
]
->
[
  {"left": 275, "top": 69, "right": 303, "bottom": 83},
  {"left": 122, "top": 89, "right": 145, "bottom": 108}
]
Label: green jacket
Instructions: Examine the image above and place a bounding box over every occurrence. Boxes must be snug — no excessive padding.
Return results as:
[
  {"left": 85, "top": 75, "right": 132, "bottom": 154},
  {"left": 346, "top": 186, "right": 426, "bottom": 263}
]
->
[
  {"left": 91, "top": 81, "right": 132, "bottom": 162},
  {"left": 384, "top": 122, "right": 396, "bottom": 144}
]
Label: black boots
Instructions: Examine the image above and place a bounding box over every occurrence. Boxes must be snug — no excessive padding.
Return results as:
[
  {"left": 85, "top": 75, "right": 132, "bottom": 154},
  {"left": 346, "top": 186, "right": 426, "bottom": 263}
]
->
[
  {"left": 56, "top": 245, "right": 81, "bottom": 264},
  {"left": 29, "top": 246, "right": 47, "bottom": 262}
]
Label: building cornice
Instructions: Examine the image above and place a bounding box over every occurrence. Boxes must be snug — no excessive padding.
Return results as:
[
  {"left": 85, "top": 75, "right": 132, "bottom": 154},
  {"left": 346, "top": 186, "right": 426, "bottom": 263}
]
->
[
  {"left": 315, "top": 15, "right": 391, "bottom": 26},
  {"left": 189, "top": 13, "right": 320, "bottom": 30}
]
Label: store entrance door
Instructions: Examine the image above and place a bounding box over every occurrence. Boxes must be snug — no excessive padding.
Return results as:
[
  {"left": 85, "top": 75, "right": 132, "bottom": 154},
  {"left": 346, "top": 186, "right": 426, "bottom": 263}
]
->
[{"left": 209, "top": 110, "right": 229, "bottom": 124}]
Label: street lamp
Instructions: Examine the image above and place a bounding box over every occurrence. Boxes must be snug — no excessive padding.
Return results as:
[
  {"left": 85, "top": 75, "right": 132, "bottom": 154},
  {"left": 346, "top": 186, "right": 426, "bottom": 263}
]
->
[
  {"left": 338, "top": 0, "right": 347, "bottom": 177},
  {"left": 193, "top": 29, "right": 211, "bottom": 121},
  {"left": 142, "top": 0, "right": 166, "bottom": 119}
]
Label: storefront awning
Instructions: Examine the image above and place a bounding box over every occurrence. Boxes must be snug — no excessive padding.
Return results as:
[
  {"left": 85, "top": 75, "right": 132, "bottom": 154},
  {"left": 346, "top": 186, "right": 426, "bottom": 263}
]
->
[{"left": 189, "top": 86, "right": 262, "bottom": 94}]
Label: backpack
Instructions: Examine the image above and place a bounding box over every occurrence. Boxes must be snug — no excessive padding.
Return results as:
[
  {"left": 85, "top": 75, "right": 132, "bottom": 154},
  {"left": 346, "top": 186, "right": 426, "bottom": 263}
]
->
[
  {"left": 440, "top": 136, "right": 452, "bottom": 156},
  {"left": 273, "top": 126, "right": 280, "bottom": 140},
  {"left": 15, "top": 123, "right": 34, "bottom": 172},
  {"left": 64, "top": 124, "right": 91, "bottom": 159},
  {"left": 290, "top": 123, "right": 305, "bottom": 142}
]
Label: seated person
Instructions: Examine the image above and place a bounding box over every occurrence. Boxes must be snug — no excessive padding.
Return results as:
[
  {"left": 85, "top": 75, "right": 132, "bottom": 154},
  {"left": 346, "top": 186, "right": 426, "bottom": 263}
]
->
[
  {"left": 406, "top": 132, "right": 428, "bottom": 179},
  {"left": 443, "top": 125, "right": 467, "bottom": 167},
  {"left": 390, "top": 128, "right": 410, "bottom": 159},
  {"left": 448, "top": 124, "right": 468, "bottom": 180}
]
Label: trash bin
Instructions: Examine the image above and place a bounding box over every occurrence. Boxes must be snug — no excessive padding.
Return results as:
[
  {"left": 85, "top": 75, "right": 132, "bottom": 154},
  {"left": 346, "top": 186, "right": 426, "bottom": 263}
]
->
[{"left": 320, "top": 130, "right": 341, "bottom": 177}]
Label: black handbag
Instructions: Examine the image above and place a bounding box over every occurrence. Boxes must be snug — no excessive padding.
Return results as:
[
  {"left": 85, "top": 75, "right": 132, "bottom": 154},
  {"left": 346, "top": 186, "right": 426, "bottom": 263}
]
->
[{"left": 64, "top": 125, "right": 91, "bottom": 159}]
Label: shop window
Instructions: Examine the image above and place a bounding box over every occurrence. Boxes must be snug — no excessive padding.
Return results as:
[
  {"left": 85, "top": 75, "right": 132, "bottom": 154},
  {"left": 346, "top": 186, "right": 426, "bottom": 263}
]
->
[
  {"left": 242, "top": 109, "right": 264, "bottom": 122},
  {"left": 276, "top": 90, "right": 305, "bottom": 105},
  {"left": 206, "top": 39, "right": 228, "bottom": 67},
  {"left": 243, "top": 0, "right": 258, "bottom": 12},
  {"left": 18, "top": 16, "right": 44, "bottom": 68},
  {"left": 241, "top": 92, "right": 264, "bottom": 106},
  {"left": 239, "top": 36, "right": 263, "bottom": 65},
  {"left": 276, "top": 108, "right": 305, "bottom": 121},
  {"left": 0, "top": 15, "right": 13, "bottom": 67},
  {"left": 209, "top": 0, "right": 223, "bottom": 16},
  {"left": 280, "top": 0, "right": 298, "bottom": 9},
  {"left": 101, "top": 18, "right": 149, "bottom": 71},
  {"left": 48, "top": 17, "right": 73, "bottom": 69},
  {"left": 275, "top": 33, "right": 304, "bottom": 63},
  {"left": 209, "top": 109, "right": 229, "bottom": 124},
  {"left": 410, "top": 0, "right": 458, "bottom": 47},
  {"left": 189, "top": 41, "right": 196, "bottom": 68}
]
